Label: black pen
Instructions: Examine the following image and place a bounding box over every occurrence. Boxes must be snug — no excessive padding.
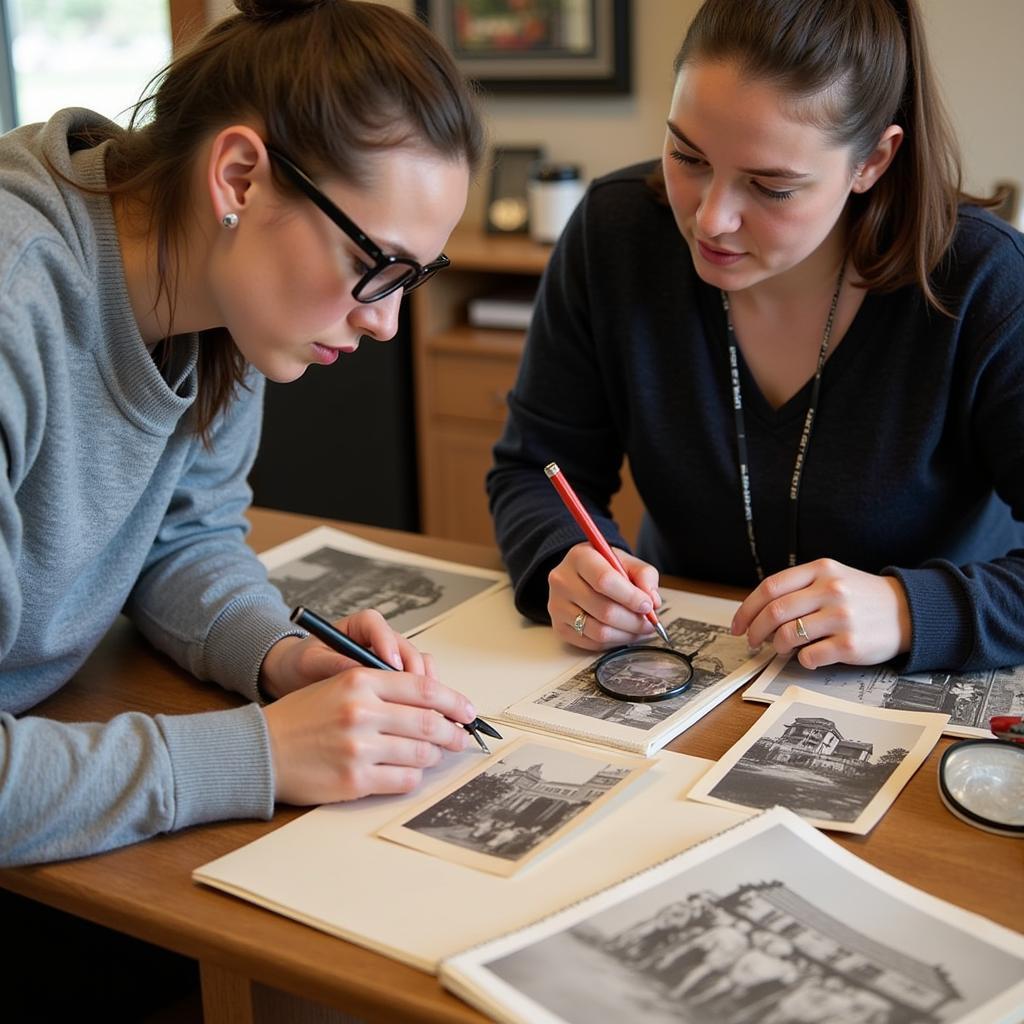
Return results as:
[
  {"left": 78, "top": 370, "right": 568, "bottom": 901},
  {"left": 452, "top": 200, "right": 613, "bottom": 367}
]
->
[{"left": 289, "top": 606, "right": 501, "bottom": 754}]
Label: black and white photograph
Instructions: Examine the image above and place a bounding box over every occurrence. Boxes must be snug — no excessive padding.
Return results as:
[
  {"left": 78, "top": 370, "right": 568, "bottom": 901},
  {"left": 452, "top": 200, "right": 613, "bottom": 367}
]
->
[
  {"left": 441, "top": 809, "right": 1024, "bottom": 1024},
  {"left": 259, "top": 526, "right": 505, "bottom": 636},
  {"left": 744, "top": 658, "right": 1024, "bottom": 740},
  {"left": 377, "top": 739, "right": 650, "bottom": 877},
  {"left": 688, "top": 687, "right": 947, "bottom": 834},
  {"left": 533, "top": 618, "right": 760, "bottom": 731}
]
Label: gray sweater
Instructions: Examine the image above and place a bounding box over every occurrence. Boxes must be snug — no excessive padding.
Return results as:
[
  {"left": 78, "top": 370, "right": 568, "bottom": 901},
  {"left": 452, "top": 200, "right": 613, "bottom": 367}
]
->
[{"left": 0, "top": 110, "right": 299, "bottom": 865}]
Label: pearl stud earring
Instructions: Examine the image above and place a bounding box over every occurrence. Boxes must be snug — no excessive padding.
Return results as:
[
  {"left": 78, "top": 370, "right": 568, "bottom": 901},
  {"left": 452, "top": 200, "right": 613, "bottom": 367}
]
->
[{"left": 221, "top": 212, "right": 239, "bottom": 229}]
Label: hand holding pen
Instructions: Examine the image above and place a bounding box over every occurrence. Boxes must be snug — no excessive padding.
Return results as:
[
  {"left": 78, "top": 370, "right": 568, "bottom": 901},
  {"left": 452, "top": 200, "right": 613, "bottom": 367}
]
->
[
  {"left": 544, "top": 462, "right": 670, "bottom": 650},
  {"left": 290, "top": 607, "right": 501, "bottom": 753},
  {"left": 259, "top": 607, "right": 497, "bottom": 807}
]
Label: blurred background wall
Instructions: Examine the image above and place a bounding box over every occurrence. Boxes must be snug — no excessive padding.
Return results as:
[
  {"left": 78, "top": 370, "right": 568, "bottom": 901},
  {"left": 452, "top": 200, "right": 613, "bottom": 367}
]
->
[{"left": 204, "top": 0, "right": 1024, "bottom": 227}]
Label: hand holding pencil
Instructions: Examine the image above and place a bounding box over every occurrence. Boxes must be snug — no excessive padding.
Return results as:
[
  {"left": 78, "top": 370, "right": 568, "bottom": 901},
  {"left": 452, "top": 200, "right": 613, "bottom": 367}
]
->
[{"left": 544, "top": 462, "right": 669, "bottom": 650}]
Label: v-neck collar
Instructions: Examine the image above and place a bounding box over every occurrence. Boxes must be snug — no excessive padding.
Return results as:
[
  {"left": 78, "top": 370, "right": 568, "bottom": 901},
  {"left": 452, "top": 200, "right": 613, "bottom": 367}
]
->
[{"left": 702, "top": 281, "right": 884, "bottom": 429}]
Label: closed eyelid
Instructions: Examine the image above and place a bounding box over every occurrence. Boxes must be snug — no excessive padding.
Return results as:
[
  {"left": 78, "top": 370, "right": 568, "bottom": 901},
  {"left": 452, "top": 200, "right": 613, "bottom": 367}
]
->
[
  {"left": 671, "top": 152, "right": 800, "bottom": 195},
  {"left": 667, "top": 146, "right": 705, "bottom": 169},
  {"left": 757, "top": 188, "right": 794, "bottom": 201},
  {"left": 667, "top": 122, "right": 809, "bottom": 181}
]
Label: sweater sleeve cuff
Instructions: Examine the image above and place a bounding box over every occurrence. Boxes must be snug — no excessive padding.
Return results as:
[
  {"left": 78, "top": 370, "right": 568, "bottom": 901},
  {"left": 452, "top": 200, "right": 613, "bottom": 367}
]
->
[
  {"left": 203, "top": 595, "right": 304, "bottom": 703},
  {"left": 157, "top": 703, "right": 274, "bottom": 829},
  {"left": 883, "top": 563, "right": 973, "bottom": 673}
]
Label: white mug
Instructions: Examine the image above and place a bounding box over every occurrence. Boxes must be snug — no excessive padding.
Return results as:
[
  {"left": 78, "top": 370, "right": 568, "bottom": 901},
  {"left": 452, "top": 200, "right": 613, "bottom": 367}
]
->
[{"left": 528, "top": 164, "right": 585, "bottom": 244}]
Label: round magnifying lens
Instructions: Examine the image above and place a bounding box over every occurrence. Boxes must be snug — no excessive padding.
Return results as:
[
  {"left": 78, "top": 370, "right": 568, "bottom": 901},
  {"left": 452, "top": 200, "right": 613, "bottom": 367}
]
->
[
  {"left": 937, "top": 739, "right": 1024, "bottom": 838},
  {"left": 593, "top": 645, "right": 695, "bottom": 703}
]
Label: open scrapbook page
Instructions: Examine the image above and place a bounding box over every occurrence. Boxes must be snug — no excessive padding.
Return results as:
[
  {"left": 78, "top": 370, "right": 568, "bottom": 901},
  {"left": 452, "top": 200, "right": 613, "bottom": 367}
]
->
[
  {"left": 500, "top": 614, "right": 774, "bottom": 756},
  {"left": 193, "top": 730, "right": 747, "bottom": 972}
]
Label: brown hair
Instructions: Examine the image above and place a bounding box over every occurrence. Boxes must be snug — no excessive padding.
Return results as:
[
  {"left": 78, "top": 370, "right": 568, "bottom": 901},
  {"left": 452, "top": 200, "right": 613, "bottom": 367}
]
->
[
  {"left": 659, "top": 0, "right": 998, "bottom": 311},
  {"left": 85, "top": 0, "right": 484, "bottom": 442}
]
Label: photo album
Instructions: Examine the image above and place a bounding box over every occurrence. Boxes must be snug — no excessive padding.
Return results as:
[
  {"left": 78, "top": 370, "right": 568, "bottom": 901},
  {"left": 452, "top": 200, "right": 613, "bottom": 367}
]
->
[{"left": 194, "top": 529, "right": 767, "bottom": 970}]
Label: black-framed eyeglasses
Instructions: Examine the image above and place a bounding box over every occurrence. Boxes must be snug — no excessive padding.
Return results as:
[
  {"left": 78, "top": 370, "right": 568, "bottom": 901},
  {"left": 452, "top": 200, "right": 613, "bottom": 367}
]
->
[{"left": 266, "top": 146, "right": 450, "bottom": 303}]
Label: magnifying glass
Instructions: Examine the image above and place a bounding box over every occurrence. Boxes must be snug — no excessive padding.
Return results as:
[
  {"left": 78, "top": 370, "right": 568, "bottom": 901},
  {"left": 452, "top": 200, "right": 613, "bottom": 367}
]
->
[
  {"left": 593, "top": 645, "right": 697, "bottom": 702},
  {"left": 937, "top": 739, "right": 1024, "bottom": 838}
]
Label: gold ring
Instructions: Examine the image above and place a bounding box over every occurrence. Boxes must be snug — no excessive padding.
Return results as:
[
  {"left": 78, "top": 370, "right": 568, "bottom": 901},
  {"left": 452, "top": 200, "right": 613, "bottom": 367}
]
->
[
  {"left": 572, "top": 610, "right": 588, "bottom": 636},
  {"left": 795, "top": 617, "right": 809, "bottom": 642}
]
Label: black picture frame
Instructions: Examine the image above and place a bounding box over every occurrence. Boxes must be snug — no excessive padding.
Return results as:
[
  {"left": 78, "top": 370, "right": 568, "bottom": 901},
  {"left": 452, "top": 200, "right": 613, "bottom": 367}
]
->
[
  {"left": 486, "top": 145, "right": 544, "bottom": 234},
  {"left": 415, "top": 0, "right": 631, "bottom": 96}
]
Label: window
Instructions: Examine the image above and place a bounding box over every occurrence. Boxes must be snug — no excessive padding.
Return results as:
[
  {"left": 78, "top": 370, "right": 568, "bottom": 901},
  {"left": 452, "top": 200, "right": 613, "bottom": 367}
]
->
[{"left": 0, "top": 0, "right": 205, "bottom": 133}]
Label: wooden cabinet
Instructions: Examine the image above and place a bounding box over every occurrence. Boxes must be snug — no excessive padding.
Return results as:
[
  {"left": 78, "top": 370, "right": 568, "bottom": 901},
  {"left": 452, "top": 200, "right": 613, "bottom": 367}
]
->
[{"left": 412, "top": 230, "right": 643, "bottom": 546}]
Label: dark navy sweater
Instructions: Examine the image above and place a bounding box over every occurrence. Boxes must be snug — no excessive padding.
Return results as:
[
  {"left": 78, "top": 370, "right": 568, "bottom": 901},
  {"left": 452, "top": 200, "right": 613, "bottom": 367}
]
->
[{"left": 487, "top": 160, "right": 1024, "bottom": 673}]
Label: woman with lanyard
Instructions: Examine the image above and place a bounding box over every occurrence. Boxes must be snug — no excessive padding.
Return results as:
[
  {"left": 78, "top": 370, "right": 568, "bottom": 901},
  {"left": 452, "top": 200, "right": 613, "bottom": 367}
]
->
[
  {"left": 0, "top": 0, "right": 484, "bottom": 871},
  {"left": 488, "top": 0, "right": 1024, "bottom": 673}
]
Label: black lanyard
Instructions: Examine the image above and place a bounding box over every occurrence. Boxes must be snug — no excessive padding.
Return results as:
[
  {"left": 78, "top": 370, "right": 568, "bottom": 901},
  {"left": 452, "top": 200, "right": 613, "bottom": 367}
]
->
[{"left": 719, "top": 263, "right": 846, "bottom": 581}]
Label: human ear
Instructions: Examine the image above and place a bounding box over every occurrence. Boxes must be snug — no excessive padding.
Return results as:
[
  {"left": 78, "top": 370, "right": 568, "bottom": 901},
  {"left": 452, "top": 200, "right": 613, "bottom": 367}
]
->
[
  {"left": 206, "top": 126, "right": 270, "bottom": 224},
  {"left": 851, "top": 125, "right": 904, "bottom": 193}
]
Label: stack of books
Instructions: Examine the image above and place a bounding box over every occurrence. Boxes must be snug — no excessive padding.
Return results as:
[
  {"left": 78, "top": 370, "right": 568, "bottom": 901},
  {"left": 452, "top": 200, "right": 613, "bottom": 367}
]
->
[{"left": 467, "top": 286, "right": 538, "bottom": 330}]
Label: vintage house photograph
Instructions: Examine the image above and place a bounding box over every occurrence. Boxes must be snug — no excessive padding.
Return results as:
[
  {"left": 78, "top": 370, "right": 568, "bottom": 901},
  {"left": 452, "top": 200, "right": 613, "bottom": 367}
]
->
[
  {"left": 688, "top": 688, "right": 947, "bottom": 833},
  {"left": 377, "top": 739, "right": 649, "bottom": 876},
  {"left": 267, "top": 539, "right": 502, "bottom": 634}
]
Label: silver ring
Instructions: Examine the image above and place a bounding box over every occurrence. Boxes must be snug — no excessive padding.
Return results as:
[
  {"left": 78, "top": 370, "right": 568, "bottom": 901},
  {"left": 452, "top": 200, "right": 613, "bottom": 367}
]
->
[
  {"left": 795, "top": 617, "right": 809, "bottom": 642},
  {"left": 572, "top": 609, "right": 588, "bottom": 636}
]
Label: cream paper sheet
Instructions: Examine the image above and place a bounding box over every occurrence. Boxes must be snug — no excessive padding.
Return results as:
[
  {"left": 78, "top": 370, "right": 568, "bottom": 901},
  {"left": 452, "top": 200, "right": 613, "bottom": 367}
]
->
[{"left": 193, "top": 731, "right": 747, "bottom": 974}]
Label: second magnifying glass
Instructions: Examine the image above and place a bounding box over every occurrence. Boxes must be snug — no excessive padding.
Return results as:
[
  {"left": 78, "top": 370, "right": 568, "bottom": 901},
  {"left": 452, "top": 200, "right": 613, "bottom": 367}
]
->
[{"left": 938, "top": 739, "right": 1024, "bottom": 838}]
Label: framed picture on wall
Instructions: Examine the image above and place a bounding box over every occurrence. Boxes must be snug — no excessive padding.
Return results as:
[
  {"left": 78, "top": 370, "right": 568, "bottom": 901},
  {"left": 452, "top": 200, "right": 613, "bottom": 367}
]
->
[{"left": 415, "top": 0, "right": 631, "bottom": 95}]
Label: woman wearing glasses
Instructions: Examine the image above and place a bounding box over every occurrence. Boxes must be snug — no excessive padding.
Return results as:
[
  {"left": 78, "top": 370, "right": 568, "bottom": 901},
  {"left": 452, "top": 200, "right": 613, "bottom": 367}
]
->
[
  {"left": 0, "top": 0, "right": 483, "bottom": 867},
  {"left": 489, "top": 0, "right": 1024, "bottom": 674}
]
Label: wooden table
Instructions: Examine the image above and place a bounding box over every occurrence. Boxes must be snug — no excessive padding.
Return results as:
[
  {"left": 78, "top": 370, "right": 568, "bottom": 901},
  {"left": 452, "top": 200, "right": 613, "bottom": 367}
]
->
[{"left": 1, "top": 507, "right": 1020, "bottom": 1023}]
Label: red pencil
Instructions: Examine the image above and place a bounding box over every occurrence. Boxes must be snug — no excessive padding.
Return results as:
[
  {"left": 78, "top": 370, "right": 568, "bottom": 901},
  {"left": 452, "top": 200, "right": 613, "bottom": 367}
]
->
[{"left": 544, "top": 462, "right": 671, "bottom": 645}]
